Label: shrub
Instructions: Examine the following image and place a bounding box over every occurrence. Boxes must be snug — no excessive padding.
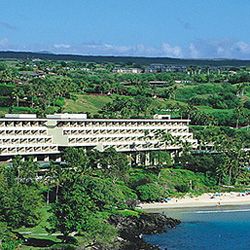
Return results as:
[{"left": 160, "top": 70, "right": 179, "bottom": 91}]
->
[
  {"left": 175, "top": 184, "right": 190, "bottom": 193},
  {"left": 136, "top": 183, "right": 165, "bottom": 202},
  {"left": 50, "top": 244, "right": 76, "bottom": 250},
  {"left": 54, "top": 97, "right": 65, "bottom": 107}
]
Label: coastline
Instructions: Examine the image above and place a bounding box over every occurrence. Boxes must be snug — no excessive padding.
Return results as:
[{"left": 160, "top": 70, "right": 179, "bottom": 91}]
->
[
  {"left": 140, "top": 192, "right": 250, "bottom": 210},
  {"left": 109, "top": 213, "right": 180, "bottom": 250}
]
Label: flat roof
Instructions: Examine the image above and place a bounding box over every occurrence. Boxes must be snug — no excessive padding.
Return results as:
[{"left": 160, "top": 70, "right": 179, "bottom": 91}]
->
[
  {"left": 0, "top": 118, "right": 190, "bottom": 122},
  {"left": 0, "top": 114, "right": 190, "bottom": 122},
  {"left": 46, "top": 113, "right": 87, "bottom": 119},
  {"left": 5, "top": 114, "right": 37, "bottom": 119}
]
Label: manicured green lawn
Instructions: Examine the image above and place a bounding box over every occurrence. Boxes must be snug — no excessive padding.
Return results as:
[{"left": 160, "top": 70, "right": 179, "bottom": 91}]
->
[
  {"left": 64, "top": 94, "right": 113, "bottom": 114},
  {"left": 18, "top": 206, "right": 61, "bottom": 249},
  {"left": 0, "top": 106, "right": 38, "bottom": 117},
  {"left": 64, "top": 93, "right": 191, "bottom": 117},
  {"left": 0, "top": 107, "right": 9, "bottom": 117}
]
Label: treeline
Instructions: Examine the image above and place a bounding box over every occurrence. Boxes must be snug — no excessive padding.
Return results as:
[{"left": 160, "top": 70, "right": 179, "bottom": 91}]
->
[{"left": 2, "top": 51, "right": 250, "bottom": 66}]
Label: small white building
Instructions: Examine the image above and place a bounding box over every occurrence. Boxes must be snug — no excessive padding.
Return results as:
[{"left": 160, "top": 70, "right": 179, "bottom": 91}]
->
[{"left": 112, "top": 68, "right": 142, "bottom": 74}]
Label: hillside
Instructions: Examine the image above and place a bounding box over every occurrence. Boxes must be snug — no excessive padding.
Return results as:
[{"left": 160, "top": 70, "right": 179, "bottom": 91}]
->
[
  {"left": 1, "top": 51, "right": 250, "bottom": 66},
  {"left": 64, "top": 94, "right": 112, "bottom": 114}
]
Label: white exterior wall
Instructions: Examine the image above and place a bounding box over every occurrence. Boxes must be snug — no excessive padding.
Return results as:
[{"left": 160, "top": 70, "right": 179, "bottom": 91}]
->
[
  {"left": 0, "top": 119, "right": 59, "bottom": 157},
  {"left": 58, "top": 119, "right": 196, "bottom": 152},
  {"left": 0, "top": 115, "right": 197, "bottom": 161}
]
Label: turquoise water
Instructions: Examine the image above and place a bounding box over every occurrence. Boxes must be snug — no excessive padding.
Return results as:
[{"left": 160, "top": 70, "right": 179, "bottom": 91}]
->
[{"left": 144, "top": 206, "right": 250, "bottom": 250}]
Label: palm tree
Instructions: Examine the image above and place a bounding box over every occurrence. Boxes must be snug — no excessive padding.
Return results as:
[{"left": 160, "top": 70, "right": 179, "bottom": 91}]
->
[
  {"left": 45, "top": 162, "right": 65, "bottom": 203},
  {"left": 183, "top": 104, "right": 198, "bottom": 120},
  {"left": 165, "top": 85, "right": 178, "bottom": 100},
  {"left": 156, "top": 130, "right": 175, "bottom": 150},
  {"left": 12, "top": 156, "right": 39, "bottom": 185},
  {"left": 143, "top": 129, "right": 153, "bottom": 148},
  {"left": 181, "top": 140, "right": 193, "bottom": 156},
  {"left": 214, "top": 136, "right": 244, "bottom": 185},
  {"left": 12, "top": 87, "right": 25, "bottom": 107},
  {"left": 215, "top": 162, "right": 226, "bottom": 185},
  {"left": 234, "top": 102, "right": 245, "bottom": 129},
  {"left": 236, "top": 82, "right": 249, "bottom": 97}
]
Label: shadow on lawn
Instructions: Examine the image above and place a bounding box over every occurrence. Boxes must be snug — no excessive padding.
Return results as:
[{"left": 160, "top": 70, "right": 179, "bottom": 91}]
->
[{"left": 24, "top": 237, "right": 57, "bottom": 247}]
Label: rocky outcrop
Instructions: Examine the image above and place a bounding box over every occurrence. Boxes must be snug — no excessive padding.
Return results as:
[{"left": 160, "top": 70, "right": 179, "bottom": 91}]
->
[{"left": 109, "top": 213, "right": 180, "bottom": 250}]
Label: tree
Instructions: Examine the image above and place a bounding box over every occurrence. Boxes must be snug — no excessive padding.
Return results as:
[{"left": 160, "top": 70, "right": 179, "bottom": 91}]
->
[
  {"left": 80, "top": 213, "right": 117, "bottom": 248},
  {"left": 0, "top": 221, "right": 20, "bottom": 250},
  {"left": 45, "top": 162, "right": 65, "bottom": 203},
  {"left": 133, "top": 95, "right": 152, "bottom": 116},
  {"left": 155, "top": 130, "right": 175, "bottom": 150},
  {"left": 89, "top": 148, "right": 130, "bottom": 181},
  {"left": 100, "top": 96, "right": 134, "bottom": 118},
  {"left": 100, "top": 95, "right": 153, "bottom": 118},
  {"left": 0, "top": 164, "right": 42, "bottom": 229},
  {"left": 49, "top": 173, "right": 132, "bottom": 244},
  {"left": 165, "top": 85, "right": 178, "bottom": 99},
  {"left": 12, "top": 157, "right": 39, "bottom": 186},
  {"left": 234, "top": 101, "right": 245, "bottom": 129},
  {"left": 214, "top": 136, "right": 244, "bottom": 185},
  {"left": 136, "top": 182, "right": 165, "bottom": 202},
  {"left": 146, "top": 151, "right": 173, "bottom": 178},
  {"left": 49, "top": 179, "right": 96, "bottom": 241},
  {"left": 236, "top": 82, "right": 249, "bottom": 97},
  {"left": 63, "top": 147, "right": 90, "bottom": 175},
  {"left": 181, "top": 140, "right": 193, "bottom": 157}
]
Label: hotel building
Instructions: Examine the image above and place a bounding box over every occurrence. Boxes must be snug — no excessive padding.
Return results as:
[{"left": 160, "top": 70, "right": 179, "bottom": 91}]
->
[{"left": 0, "top": 113, "right": 197, "bottom": 165}]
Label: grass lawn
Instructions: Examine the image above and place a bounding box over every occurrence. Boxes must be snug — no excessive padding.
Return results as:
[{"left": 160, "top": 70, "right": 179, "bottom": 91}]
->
[
  {"left": 63, "top": 94, "right": 113, "bottom": 114},
  {"left": 0, "top": 106, "right": 38, "bottom": 117},
  {"left": 197, "top": 105, "right": 234, "bottom": 115},
  {"left": 64, "top": 93, "right": 190, "bottom": 117},
  {"left": 0, "top": 107, "right": 9, "bottom": 117},
  {"left": 18, "top": 206, "right": 61, "bottom": 249},
  {"left": 197, "top": 105, "right": 231, "bottom": 111}
]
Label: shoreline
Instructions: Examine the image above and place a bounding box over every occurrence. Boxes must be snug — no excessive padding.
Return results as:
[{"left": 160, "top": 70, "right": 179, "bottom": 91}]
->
[{"left": 140, "top": 192, "right": 250, "bottom": 210}]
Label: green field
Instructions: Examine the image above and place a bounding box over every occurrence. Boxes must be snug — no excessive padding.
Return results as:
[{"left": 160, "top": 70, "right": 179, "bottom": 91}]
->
[
  {"left": 64, "top": 94, "right": 113, "bottom": 114},
  {"left": 18, "top": 206, "right": 60, "bottom": 249},
  {"left": 0, "top": 107, "right": 38, "bottom": 117},
  {"left": 63, "top": 94, "right": 184, "bottom": 116}
]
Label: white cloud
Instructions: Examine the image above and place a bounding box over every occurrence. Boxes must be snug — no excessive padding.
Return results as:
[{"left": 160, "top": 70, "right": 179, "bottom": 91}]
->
[
  {"left": 189, "top": 43, "right": 199, "bottom": 58},
  {"left": 161, "top": 43, "right": 183, "bottom": 58},
  {"left": 187, "top": 39, "right": 250, "bottom": 59},
  {"left": 3, "top": 38, "right": 250, "bottom": 59},
  {"left": 53, "top": 44, "right": 71, "bottom": 49},
  {"left": 70, "top": 42, "right": 179, "bottom": 57}
]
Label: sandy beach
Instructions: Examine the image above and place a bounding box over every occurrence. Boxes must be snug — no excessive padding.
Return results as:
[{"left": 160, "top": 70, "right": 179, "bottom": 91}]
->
[{"left": 140, "top": 192, "right": 250, "bottom": 210}]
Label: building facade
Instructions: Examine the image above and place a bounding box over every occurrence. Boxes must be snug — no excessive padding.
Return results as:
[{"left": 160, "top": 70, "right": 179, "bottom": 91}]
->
[
  {"left": 112, "top": 68, "right": 143, "bottom": 74},
  {"left": 0, "top": 113, "right": 197, "bottom": 165}
]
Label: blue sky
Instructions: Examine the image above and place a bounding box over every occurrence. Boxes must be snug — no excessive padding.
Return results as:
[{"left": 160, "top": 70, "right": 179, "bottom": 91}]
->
[{"left": 0, "top": 0, "right": 250, "bottom": 58}]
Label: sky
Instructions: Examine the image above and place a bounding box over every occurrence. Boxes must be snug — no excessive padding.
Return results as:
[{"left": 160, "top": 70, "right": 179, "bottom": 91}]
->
[{"left": 0, "top": 0, "right": 250, "bottom": 59}]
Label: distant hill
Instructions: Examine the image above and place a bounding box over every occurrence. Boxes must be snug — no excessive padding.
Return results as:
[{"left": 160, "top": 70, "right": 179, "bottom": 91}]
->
[{"left": 1, "top": 50, "right": 250, "bottom": 66}]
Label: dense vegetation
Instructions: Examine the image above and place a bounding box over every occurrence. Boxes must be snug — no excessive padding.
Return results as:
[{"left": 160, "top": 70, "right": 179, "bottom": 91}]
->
[
  {"left": 0, "top": 59, "right": 249, "bottom": 128},
  {"left": 0, "top": 58, "right": 250, "bottom": 249},
  {"left": 0, "top": 146, "right": 249, "bottom": 249}
]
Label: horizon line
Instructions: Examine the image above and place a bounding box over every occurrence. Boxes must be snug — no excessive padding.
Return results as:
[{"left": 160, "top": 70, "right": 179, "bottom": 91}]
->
[{"left": 1, "top": 50, "right": 250, "bottom": 62}]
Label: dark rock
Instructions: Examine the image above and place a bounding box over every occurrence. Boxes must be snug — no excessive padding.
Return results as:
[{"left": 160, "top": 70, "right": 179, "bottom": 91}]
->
[{"left": 109, "top": 213, "right": 180, "bottom": 250}]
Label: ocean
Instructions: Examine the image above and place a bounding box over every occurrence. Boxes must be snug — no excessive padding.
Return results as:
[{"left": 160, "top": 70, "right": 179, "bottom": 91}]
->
[{"left": 144, "top": 205, "right": 250, "bottom": 250}]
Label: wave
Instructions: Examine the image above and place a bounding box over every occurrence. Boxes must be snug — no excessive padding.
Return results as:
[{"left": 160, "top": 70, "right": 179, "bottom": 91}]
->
[{"left": 188, "top": 209, "right": 250, "bottom": 214}]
